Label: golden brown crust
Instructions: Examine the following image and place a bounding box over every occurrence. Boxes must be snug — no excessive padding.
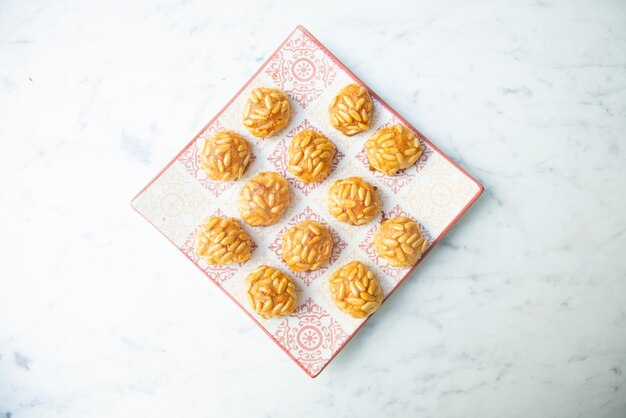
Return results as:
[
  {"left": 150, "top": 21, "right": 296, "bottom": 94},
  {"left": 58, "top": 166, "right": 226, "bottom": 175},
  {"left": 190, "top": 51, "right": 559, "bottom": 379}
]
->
[
  {"left": 328, "top": 261, "right": 383, "bottom": 318},
  {"left": 373, "top": 216, "right": 427, "bottom": 267},
  {"left": 327, "top": 177, "right": 380, "bottom": 225},
  {"left": 365, "top": 124, "right": 423, "bottom": 174},
  {"left": 238, "top": 172, "right": 290, "bottom": 226},
  {"left": 245, "top": 265, "right": 298, "bottom": 319},
  {"left": 200, "top": 130, "right": 252, "bottom": 182},
  {"left": 243, "top": 87, "right": 290, "bottom": 138},
  {"left": 329, "top": 84, "right": 373, "bottom": 136},
  {"left": 287, "top": 130, "right": 336, "bottom": 183},
  {"left": 194, "top": 217, "right": 252, "bottom": 265},
  {"left": 282, "top": 221, "right": 333, "bottom": 272}
]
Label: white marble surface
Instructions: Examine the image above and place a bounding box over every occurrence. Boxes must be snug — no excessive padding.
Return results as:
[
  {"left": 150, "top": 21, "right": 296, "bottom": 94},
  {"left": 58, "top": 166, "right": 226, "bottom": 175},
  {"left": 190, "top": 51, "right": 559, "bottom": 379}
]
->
[{"left": 1, "top": 0, "right": 625, "bottom": 417}]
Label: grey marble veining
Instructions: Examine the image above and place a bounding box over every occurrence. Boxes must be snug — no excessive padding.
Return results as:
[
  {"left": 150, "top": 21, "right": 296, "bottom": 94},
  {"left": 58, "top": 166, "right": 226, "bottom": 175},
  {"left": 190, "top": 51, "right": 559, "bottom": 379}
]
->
[{"left": 1, "top": 0, "right": 625, "bottom": 417}]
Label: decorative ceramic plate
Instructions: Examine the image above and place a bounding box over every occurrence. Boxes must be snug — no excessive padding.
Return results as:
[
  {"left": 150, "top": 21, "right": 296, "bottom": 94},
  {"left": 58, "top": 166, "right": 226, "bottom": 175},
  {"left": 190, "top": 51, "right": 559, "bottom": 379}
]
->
[{"left": 131, "top": 25, "right": 483, "bottom": 378}]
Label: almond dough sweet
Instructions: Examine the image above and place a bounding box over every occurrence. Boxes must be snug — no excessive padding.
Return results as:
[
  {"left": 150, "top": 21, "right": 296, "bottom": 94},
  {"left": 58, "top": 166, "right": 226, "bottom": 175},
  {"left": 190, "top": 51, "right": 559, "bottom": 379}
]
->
[
  {"left": 328, "top": 84, "right": 373, "bottom": 136},
  {"left": 373, "top": 216, "right": 427, "bottom": 267},
  {"left": 365, "top": 124, "right": 423, "bottom": 174},
  {"left": 200, "top": 130, "right": 252, "bottom": 182},
  {"left": 243, "top": 87, "right": 290, "bottom": 138},
  {"left": 194, "top": 217, "right": 252, "bottom": 265},
  {"left": 245, "top": 265, "right": 298, "bottom": 319},
  {"left": 238, "top": 172, "right": 290, "bottom": 226},
  {"left": 328, "top": 177, "right": 380, "bottom": 225},
  {"left": 282, "top": 220, "right": 333, "bottom": 272},
  {"left": 287, "top": 130, "right": 336, "bottom": 183},
  {"left": 328, "top": 261, "right": 382, "bottom": 318}
]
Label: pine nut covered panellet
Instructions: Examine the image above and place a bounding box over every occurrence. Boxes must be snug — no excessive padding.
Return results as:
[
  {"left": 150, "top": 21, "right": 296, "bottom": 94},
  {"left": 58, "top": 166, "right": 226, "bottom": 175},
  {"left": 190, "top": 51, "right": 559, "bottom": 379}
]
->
[
  {"left": 329, "top": 84, "right": 373, "bottom": 136},
  {"left": 243, "top": 87, "right": 290, "bottom": 138},
  {"left": 245, "top": 265, "right": 298, "bottom": 319}
]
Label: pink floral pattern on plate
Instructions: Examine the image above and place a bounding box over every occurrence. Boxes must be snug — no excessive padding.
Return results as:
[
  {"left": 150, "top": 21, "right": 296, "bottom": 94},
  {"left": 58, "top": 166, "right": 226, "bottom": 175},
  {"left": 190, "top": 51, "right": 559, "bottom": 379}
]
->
[
  {"left": 274, "top": 298, "right": 347, "bottom": 376},
  {"left": 265, "top": 31, "right": 338, "bottom": 109}
]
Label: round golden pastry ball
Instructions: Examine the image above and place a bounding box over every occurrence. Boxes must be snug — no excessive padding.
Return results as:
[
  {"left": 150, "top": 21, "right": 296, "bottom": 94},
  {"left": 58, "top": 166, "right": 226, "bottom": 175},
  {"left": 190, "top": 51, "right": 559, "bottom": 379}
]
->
[
  {"left": 374, "top": 216, "right": 428, "bottom": 267},
  {"left": 282, "top": 221, "right": 333, "bottom": 272},
  {"left": 243, "top": 87, "right": 290, "bottom": 138},
  {"left": 245, "top": 265, "right": 298, "bottom": 319},
  {"left": 194, "top": 216, "right": 252, "bottom": 265},
  {"left": 328, "top": 261, "right": 382, "bottom": 318},
  {"left": 288, "top": 130, "right": 336, "bottom": 183},
  {"left": 329, "top": 84, "right": 373, "bottom": 136},
  {"left": 328, "top": 177, "right": 380, "bottom": 226},
  {"left": 238, "top": 172, "right": 290, "bottom": 226},
  {"left": 200, "top": 130, "right": 252, "bottom": 182},
  {"left": 365, "top": 124, "right": 423, "bottom": 174}
]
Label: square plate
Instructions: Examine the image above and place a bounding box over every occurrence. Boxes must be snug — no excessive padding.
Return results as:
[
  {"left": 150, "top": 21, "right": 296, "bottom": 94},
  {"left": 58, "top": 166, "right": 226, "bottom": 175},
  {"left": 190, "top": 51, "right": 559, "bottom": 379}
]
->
[{"left": 131, "top": 25, "right": 483, "bottom": 377}]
